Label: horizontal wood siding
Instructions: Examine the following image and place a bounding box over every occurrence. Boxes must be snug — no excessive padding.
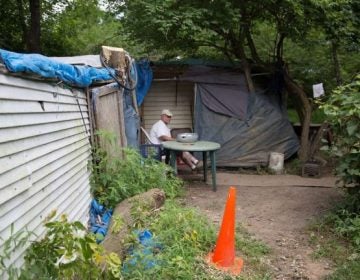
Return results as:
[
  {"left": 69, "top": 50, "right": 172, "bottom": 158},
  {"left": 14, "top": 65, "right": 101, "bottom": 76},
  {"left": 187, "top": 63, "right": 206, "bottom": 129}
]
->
[
  {"left": 0, "top": 74, "right": 92, "bottom": 274},
  {"left": 142, "top": 81, "right": 194, "bottom": 133}
]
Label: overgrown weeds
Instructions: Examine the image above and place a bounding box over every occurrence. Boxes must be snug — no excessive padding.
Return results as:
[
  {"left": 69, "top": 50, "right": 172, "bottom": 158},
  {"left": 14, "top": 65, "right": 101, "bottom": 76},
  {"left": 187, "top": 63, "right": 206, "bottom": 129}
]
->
[
  {"left": 2, "top": 200, "right": 272, "bottom": 279},
  {"left": 308, "top": 193, "right": 360, "bottom": 279},
  {"left": 121, "top": 200, "right": 272, "bottom": 279},
  {"left": 90, "top": 131, "right": 183, "bottom": 208},
  {"left": 2, "top": 131, "right": 272, "bottom": 279}
]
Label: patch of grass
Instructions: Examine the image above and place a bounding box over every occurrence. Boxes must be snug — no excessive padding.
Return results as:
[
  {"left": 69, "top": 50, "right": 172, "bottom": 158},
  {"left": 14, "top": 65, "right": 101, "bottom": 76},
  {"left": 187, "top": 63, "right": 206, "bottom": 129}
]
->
[
  {"left": 284, "top": 158, "right": 302, "bottom": 175},
  {"left": 307, "top": 193, "right": 360, "bottom": 279},
  {"left": 234, "top": 225, "right": 272, "bottom": 279},
  {"left": 326, "top": 259, "right": 360, "bottom": 280},
  {"left": 122, "top": 200, "right": 272, "bottom": 279}
]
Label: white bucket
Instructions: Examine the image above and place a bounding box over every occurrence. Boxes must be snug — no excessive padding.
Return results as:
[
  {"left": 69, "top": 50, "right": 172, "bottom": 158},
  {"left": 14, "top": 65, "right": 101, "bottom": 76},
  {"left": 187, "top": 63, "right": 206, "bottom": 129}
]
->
[{"left": 268, "top": 152, "right": 284, "bottom": 174}]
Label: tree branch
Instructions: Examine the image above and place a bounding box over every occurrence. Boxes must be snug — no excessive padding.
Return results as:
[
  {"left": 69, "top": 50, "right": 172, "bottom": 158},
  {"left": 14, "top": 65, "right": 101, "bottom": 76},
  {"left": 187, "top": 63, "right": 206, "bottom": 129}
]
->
[{"left": 245, "top": 26, "right": 263, "bottom": 64}]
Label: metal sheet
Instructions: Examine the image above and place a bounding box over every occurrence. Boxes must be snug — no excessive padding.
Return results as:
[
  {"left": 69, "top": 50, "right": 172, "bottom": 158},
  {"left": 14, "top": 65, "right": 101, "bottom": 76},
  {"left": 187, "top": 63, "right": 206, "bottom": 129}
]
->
[
  {"left": 142, "top": 81, "right": 194, "bottom": 132},
  {"left": 0, "top": 74, "right": 92, "bottom": 276}
]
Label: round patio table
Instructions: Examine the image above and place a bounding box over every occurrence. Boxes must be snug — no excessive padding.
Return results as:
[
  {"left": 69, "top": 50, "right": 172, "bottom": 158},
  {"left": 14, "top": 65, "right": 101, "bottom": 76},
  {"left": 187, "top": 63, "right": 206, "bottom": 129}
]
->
[{"left": 162, "top": 140, "right": 221, "bottom": 191}]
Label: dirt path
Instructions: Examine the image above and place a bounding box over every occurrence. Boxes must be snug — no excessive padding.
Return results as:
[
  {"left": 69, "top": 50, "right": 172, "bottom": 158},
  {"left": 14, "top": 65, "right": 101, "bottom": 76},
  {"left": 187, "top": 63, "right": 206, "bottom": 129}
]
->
[{"left": 182, "top": 172, "right": 343, "bottom": 279}]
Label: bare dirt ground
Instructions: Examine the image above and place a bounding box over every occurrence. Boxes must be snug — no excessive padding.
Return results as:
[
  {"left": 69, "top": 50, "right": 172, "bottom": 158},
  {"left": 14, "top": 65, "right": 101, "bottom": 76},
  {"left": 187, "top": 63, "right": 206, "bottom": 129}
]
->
[{"left": 178, "top": 167, "right": 343, "bottom": 279}]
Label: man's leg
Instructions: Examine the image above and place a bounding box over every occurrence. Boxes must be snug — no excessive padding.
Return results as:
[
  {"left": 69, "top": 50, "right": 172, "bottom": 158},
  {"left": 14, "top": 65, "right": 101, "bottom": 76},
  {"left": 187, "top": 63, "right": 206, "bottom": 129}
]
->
[{"left": 182, "top": 152, "right": 198, "bottom": 169}]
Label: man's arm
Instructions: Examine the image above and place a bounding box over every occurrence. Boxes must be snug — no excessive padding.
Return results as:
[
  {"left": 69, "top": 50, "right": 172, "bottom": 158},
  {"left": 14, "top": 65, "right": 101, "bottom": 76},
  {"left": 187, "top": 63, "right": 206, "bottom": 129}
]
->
[{"left": 159, "top": 135, "right": 174, "bottom": 141}]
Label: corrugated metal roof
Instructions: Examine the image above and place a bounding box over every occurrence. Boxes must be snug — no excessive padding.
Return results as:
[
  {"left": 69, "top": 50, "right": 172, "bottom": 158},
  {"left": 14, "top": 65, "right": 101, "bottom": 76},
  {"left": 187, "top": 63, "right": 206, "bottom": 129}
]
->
[{"left": 0, "top": 74, "right": 92, "bottom": 276}]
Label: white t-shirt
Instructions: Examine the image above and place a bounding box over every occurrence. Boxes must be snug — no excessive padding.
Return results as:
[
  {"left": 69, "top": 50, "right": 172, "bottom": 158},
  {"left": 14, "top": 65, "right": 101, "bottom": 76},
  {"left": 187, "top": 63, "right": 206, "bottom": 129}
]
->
[{"left": 149, "top": 120, "right": 171, "bottom": 144}]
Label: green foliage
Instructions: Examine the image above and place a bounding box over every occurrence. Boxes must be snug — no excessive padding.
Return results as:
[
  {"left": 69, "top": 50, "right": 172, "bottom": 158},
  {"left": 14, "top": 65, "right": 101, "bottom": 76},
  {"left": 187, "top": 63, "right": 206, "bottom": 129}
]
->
[
  {"left": 120, "top": 0, "right": 359, "bottom": 91},
  {"left": 90, "top": 131, "right": 182, "bottom": 208},
  {"left": 0, "top": 0, "right": 139, "bottom": 56},
  {"left": 320, "top": 75, "right": 360, "bottom": 188},
  {"left": 0, "top": 224, "right": 34, "bottom": 279},
  {"left": 324, "top": 193, "right": 360, "bottom": 249},
  {"left": 308, "top": 194, "right": 360, "bottom": 279},
  {"left": 1, "top": 212, "right": 121, "bottom": 279},
  {"left": 121, "top": 200, "right": 272, "bottom": 279},
  {"left": 41, "top": 0, "right": 128, "bottom": 56},
  {"left": 326, "top": 259, "right": 360, "bottom": 280}
]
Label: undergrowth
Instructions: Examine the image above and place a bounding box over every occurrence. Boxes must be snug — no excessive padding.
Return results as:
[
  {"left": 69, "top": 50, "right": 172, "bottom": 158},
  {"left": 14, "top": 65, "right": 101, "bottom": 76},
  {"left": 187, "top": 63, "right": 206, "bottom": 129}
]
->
[
  {"left": 1, "top": 131, "right": 272, "bottom": 279},
  {"left": 121, "top": 200, "right": 272, "bottom": 280},
  {"left": 90, "top": 131, "right": 183, "bottom": 208},
  {"left": 1, "top": 201, "right": 272, "bottom": 280},
  {"left": 308, "top": 193, "right": 360, "bottom": 279}
]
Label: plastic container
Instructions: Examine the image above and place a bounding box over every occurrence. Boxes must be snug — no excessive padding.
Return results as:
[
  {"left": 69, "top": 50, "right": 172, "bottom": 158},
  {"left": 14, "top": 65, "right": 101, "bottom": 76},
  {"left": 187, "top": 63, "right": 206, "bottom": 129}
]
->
[
  {"left": 268, "top": 152, "right": 284, "bottom": 174},
  {"left": 176, "top": 133, "right": 199, "bottom": 143}
]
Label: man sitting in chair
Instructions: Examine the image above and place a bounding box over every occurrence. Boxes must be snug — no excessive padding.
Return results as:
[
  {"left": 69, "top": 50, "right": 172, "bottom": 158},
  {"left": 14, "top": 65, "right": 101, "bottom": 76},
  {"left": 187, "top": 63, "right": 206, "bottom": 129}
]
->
[{"left": 150, "top": 109, "right": 199, "bottom": 170}]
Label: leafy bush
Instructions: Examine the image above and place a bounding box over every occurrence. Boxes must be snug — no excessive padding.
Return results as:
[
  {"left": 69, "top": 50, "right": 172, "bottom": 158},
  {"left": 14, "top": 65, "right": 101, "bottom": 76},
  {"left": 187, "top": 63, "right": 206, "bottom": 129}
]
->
[
  {"left": 90, "top": 132, "right": 183, "bottom": 208},
  {"left": 320, "top": 74, "right": 360, "bottom": 189},
  {"left": 1, "top": 212, "right": 121, "bottom": 279},
  {"left": 315, "top": 76, "right": 360, "bottom": 278},
  {"left": 326, "top": 193, "right": 360, "bottom": 249}
]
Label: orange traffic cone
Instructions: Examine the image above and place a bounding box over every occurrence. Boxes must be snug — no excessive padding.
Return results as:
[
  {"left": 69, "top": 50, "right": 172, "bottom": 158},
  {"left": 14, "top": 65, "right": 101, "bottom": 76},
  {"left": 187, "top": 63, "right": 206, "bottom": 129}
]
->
[{"left": 205, "top": 186, "right": 244, "bottom": 275}]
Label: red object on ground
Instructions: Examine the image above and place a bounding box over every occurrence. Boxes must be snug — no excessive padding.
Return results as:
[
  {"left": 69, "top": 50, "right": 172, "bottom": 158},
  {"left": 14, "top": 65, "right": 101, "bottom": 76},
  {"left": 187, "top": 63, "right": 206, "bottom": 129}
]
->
[{"left": 205, "top": 186, "right": 244, "bottom": 275}]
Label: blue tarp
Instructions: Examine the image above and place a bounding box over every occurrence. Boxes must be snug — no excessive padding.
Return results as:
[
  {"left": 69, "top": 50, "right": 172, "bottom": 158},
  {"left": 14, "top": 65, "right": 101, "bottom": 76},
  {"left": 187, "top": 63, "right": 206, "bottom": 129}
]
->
[
  {"left": 135, "top": 59, "right": 153, "bottom": 106},
  {"left": 0, "top": 49, "right": 153, "bottom": 103},
  {"left": 0, "top": 49, "right": 114, "bottom": 87},
  {"left": 122, "top": 230, "right": 163, "bottom": 272},
  {"left": 89, "top": 199, "right": 113, "bottom": 243}
]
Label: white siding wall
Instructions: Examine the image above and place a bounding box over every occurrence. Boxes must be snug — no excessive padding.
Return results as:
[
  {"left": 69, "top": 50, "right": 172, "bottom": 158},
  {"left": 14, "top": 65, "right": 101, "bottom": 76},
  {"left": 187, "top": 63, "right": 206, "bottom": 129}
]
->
[
  {"left": 0, "top": 74, "right": 92, "bottom": 273},
  {"left": 142, "top": 81, "right": 194, "bottom": 131}
]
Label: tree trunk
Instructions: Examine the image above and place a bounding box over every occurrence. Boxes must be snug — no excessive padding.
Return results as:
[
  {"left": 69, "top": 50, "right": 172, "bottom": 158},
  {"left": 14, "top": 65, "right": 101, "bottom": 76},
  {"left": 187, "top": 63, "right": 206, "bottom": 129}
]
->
[
  {"left": 283, "top": 73, "right": 312, "bottom": 162},
  {"left": 237, "top": 35, "right": 255, "bottom": 93},
  {"left": 331, "top": 40, "right": 342, "bottom": 86},
  {"left": 16, "top": 0, "right": 27, "bottom": 50},
  {"left": 27, "top": 0, "right": 41, "bottom": 53}
]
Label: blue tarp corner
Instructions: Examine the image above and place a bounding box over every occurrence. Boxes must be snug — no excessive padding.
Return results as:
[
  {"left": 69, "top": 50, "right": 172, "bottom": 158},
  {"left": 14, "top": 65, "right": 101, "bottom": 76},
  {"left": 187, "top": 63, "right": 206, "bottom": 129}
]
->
[
  {"left": 122, "top": 230, "right": 163, "bottom": 271},
  {"left": 135, "top": 59, "right": 153, "bottom": 106},
  {"left": 89, "top": 199, "right": 113, "bottom": 243}
]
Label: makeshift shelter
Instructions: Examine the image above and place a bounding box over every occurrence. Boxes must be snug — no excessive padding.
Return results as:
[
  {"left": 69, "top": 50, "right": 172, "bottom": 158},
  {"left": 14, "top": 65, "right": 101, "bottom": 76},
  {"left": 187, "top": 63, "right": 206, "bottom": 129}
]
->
[
  {"left": 0, "top": 48, "right": 149, "bottom": 275},
  {"left": 142, "top": 64, "right": 299, "bottom": 167}
]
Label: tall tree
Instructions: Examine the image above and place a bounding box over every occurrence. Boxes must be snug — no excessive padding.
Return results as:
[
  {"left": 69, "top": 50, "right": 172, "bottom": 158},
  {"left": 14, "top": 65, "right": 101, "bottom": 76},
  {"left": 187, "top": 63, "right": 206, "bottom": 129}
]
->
[
  {"left": 117, "top": 0, "right": 359, "bottom": 161},
  {"left": 27, "top": 0, "right": 41, "bottom": 52},
  {"left": 0, "top": 0, "right": 131, "bottom": 56},
  {"left": 118, "top": 0, "right": 308, "bottom": 160}
]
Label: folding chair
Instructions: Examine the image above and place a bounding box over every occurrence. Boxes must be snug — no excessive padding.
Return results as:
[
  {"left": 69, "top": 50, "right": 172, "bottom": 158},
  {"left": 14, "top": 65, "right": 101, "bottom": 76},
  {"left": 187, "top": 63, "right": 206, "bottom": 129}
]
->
[{"left": 140, "top": 126, "right": 168, "bottom": 162}]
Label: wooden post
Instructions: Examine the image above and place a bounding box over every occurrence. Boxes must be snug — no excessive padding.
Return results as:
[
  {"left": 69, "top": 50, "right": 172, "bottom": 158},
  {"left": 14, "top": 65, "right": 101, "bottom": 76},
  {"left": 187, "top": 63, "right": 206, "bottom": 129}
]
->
[{"left": 101, "top": 46, "right": 128, "bottom": 84}]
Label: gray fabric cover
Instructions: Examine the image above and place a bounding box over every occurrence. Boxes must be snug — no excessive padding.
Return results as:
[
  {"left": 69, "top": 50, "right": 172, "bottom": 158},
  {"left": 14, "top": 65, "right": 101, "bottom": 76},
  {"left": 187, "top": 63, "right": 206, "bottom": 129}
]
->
[
  {"left": 194, "top": 85, "right": 299, "bottom": 167},
  {"left": 199, "top": 84, "right": 248, "bottom": 120}
]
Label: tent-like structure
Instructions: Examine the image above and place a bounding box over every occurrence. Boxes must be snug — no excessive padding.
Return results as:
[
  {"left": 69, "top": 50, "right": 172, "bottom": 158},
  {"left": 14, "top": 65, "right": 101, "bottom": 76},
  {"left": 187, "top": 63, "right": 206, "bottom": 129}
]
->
[{"left": 148, "top": 64, "right": 300, "bottom": 167}]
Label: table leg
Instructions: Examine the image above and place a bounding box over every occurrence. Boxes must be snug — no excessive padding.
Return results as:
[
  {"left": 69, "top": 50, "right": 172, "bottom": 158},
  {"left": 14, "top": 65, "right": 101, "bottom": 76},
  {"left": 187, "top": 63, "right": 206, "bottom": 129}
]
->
[
  {"left": 169, "top": 150, "right": 178, "bottom": 175},
  {"left": 202, "top": 151, "right": 207, "bottom": 182},
  {"left": 210, "top": 151, "right": 217, "bottom": 191}
]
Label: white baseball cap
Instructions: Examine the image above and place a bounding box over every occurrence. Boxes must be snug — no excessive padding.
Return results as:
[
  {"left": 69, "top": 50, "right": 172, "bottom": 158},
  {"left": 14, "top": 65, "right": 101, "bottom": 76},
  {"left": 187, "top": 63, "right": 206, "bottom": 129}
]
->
[{"left": 161, "top": 109, "right": 173, "bottom": 117}]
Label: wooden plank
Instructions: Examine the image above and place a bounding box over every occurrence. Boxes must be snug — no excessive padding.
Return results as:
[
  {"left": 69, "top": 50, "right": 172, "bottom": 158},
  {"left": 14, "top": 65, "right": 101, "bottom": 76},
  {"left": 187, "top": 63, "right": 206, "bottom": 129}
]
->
[{"left": 94, "top": 87, "right": 127, "bottom": 156}]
